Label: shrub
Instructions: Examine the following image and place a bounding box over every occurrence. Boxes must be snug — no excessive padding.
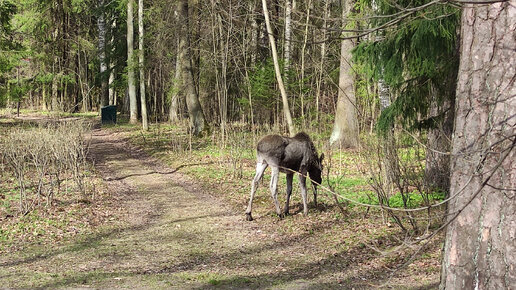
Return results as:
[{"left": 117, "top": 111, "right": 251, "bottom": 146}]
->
[{"left": 0, "top": 120, "right": 91, "bottom": 215}]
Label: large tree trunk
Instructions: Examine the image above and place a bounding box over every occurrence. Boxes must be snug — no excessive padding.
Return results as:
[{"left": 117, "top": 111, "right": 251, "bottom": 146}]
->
[
  {"left": 440, "top": 1, "right": 516, "bottom": 288},
  {"left": 138, "top": 0, "right": 148, "bottom": 130},
  {"left": 97, "top": 0, "right": 108, "bottom": 107},
  {"left": 330, "top": 0, "right": 359, "bottom": 148},
  {"left": 261, "top": 0, "right": 295, "bottom": 136},
  {"left": 127, "top": 0, "right": 138, "bottom": 124},
  {"left": 178, "top": 0, "right": 208, "bottom": 136}
]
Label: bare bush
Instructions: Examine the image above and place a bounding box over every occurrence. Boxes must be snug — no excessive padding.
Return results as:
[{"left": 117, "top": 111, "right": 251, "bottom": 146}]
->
[
  {"left": 0, "top": 120, "right": 91, "bottom": 214},
  {"left": 360, "top": 132, "right": 441, "bottom": 234}
]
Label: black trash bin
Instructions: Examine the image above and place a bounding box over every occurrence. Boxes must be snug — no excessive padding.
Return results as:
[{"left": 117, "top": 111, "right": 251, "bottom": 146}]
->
[{"left": 101, "top": 105, "right": 117, "bottom": 125}]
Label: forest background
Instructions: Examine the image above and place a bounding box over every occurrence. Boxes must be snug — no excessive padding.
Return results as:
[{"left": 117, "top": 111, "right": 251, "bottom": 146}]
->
[{"left": 0, "top": 0, "right": 514, "bottom": 288}]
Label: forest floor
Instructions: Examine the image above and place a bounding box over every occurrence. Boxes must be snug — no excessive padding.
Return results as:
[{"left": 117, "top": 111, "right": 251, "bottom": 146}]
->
[{"left": 0, "top": 114, "right": 442, "bottom": 289}]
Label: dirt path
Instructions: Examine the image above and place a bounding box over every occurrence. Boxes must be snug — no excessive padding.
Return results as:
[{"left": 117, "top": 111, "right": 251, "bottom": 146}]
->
[{"left": 0, "top": 128, "right": 435, "bottom": 288}]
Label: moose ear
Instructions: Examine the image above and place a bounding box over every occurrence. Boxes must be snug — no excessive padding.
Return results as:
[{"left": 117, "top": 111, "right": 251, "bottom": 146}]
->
[{"left": 319, "top": 153, "right": 324, "bottom": 162}]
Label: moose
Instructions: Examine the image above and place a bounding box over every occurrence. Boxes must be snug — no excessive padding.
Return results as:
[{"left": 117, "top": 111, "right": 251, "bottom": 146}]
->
[{"left": 245, "top": 132, "right": 324, "bottom": 221}]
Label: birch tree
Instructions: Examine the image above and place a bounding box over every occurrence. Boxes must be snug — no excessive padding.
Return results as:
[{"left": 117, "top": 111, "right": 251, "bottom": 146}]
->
[
  {"left": 97, "top": 0, "right": 108, "bottom": 107},
  {"left": 283, "top": 0, "right": 293, "bottom": 76},
  {"left": 138, "top": 0, "right": 148, "bottom": 130},
  {"left": 127, "top": 0, "right": 138, "bottom": 124}
]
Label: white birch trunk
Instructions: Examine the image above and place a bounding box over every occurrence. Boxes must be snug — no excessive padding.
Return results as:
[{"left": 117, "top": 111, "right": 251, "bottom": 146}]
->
[
  {"left": 127, "top": 0, "right": 138, "bottom": 124},
  {"left": 138, "top": 0, "right": 148, "bottom": 130},
  {"left": 97, "top": 0, "right": 108, "bottom": 107}
]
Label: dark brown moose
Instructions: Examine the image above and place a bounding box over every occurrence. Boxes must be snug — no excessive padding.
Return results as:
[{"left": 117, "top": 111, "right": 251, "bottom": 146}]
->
[{"left": 245, "top": 132, "right": 324, "bottom": 221}]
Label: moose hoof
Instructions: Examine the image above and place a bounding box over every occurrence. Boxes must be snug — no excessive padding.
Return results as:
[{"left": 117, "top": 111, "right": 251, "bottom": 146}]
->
[
  {"left": 283, "top": 211, "right": 290, "bottom": 216},
  {"left": 245, "top": 213, "right": 254, "bottom": 221},
  {"left": 278, "top": 213, "right": 285, "bottom": 220}
]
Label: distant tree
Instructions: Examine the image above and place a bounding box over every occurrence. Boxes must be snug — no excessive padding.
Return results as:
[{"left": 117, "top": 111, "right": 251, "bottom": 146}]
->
[
  {"left": 330, "top": 0, "right": 359, "bottom": 148},
  {"left": 353, "top": 0, "right": 460, "bottom": 192},
  {"left": 261, "top": 0, "right": 295, "bottom": 136},
  {"left": 0, "top": 0, "right": 17, "bottom": 105},
  {"left": 178, "top": 0, "right": 208, "bottom": 136}
]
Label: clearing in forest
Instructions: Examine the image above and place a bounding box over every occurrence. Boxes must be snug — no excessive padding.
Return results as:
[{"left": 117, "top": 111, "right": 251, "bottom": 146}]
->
[{"left": 0, "top": 124, "right": 440, "bottom": 288}]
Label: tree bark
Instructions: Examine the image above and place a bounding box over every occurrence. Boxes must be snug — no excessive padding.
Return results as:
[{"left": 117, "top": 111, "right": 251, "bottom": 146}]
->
[
  {"left": 330, "top": 0, "right": 359, "bottom": 148},
  {"left": 97, "top": 0, "right": 108, "bottom": 107},
  {"left": 127, "top": 0, "right": 138, "bottom": 124},
  {"left": 261, "top": 0, "right": 295, "bottom": 136},
  {"left": 138, "top": 0, "right": 148, "bottom": 130},
  {"left": 178, "top": 0, "right": 208, "bottom": 136},
  {"left": 440, "top": 1, "right": 516, "bottom": 288}
]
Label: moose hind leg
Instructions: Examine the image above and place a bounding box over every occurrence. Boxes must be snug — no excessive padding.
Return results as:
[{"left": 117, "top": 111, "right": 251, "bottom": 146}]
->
[
  {"left": 246, "top": 162, "right": 268, "bottom": 221},
  {"left": 269, "top": 166, "right": 283, "bottom": 219},
  {"left": 284, "top": 173, "right": 294, "bottom": 215}
]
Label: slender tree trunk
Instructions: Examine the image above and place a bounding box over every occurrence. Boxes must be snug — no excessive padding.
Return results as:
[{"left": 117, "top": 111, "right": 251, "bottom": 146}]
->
[
  {"left": 299, "top": 0, "right": 311, "bottom": 123},
  {"left": 178, "top": 0, "right": 208, "bottom": 136},
  {"left": 169, "top": 40, "right": 182, "bottom": 123},
  {"left": 424, "top": 94, "right": 455, "bottom": 194},
  {"left": 261, "top": 0, "right": 295, "bottom": 136},
  {"left": 97, "top": 0, "right": 108, "bottom": 107},
  {"left": 424, "top": 30, "right": 459, "bottom": 195},
  {"left": 52, "top": 65, "right": 59, "bottom": 111},
  {"left": 127, "top": 0, "right": 138, "bottom": 124},
  {"left": 440, "top": 1, "right": 516, "bottom": 288},
  {"left": 138, "top": 0, "right": 148, "bottom": 130},
  {"left": 42, "top": 86, "right": 48, "bottom": 111},
  {"left": 108, "top": 20, "right": 116, "bottom": 105},
  {"left": 249, "top": 0, "right": 258, "bottom": 67},
  {"left": 330, "top": 0, "right": 359, "bottom": 148},
  {"left": 378, "top": 80, "right": 400, "bottom": 196},
  {"left": 315, "top": 0, "right": 329, "bottom": 124},
  {"left": 283, "top": 0, "right": 293, "bottom": 75}
]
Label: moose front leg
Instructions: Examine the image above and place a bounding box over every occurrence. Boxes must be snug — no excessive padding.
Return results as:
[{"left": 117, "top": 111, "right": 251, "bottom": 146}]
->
[
  {"left": 298, "top": 173, "right": 309, "bottom": 216},
  {"left": 312, "top": 183, "right": 318, "bottom": 207},
  {"left": 284, "top": 173, "right": 294, "bottom": 215},
  {"left": 269, "top": 166, "right": 284, "bottom": 219}
]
